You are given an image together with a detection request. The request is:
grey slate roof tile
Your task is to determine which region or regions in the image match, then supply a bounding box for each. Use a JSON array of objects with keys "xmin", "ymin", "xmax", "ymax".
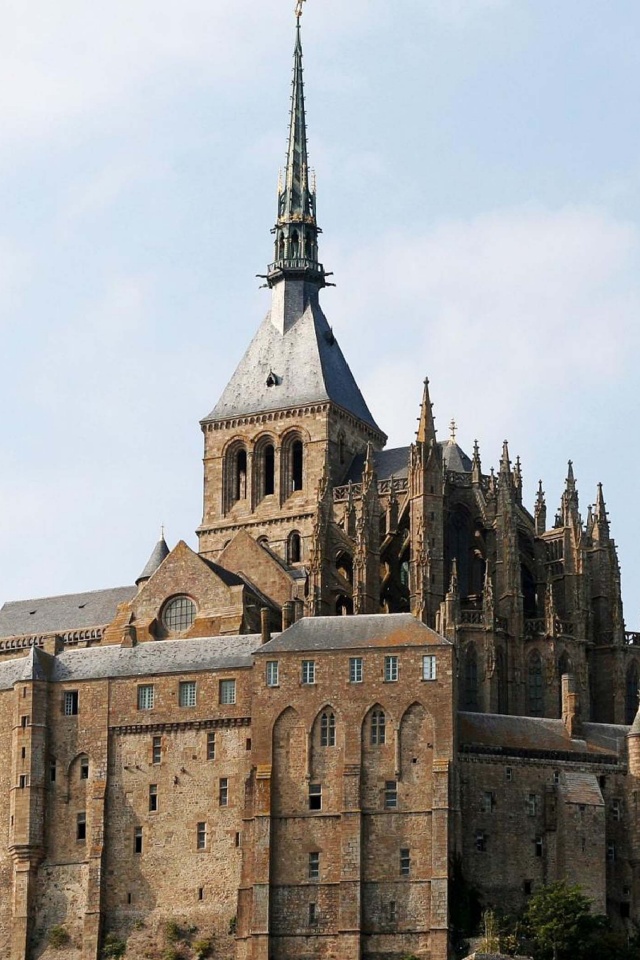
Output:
[
  {"xmin": 255, "ymin": 613, "xmax": 449, "ymax": 654},
  {"xmin": 136, "ymin": 537, "xmax": 170, "ymax": 584},
  {"xmin": 203, "ymin": 298, "xmax": 383, "ymax": 435},
  {"xmin": 345, "ymin": 446, "xmax": 410, "ymax": 483},
  {"xmin": 562, "ymin": 770, "xmax": 604, "ymax": 806},
  {"xmin": 0, "ymin": 586, "xmax": 137, "ymax": 639},
  {"xmin": 459, "ymin": 712, "xmax": 623, "ymax": 757},
  {"xmin": 0, "ymin": 635, "xmax": 263, "ymax": 689}
]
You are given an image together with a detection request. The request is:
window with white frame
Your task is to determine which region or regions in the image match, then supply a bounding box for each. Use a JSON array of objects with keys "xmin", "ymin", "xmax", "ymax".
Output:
[
  {"xmin": 349, "ymin": 657, "xmax": 363, "ymax": 683},
  {"xmin": 219, "ymin": 679, "xmax": 236, "ymax": 704},
  {"xmin": 64, "ymin": 691, "xmax": 79, "ymax": 716},
  {"xmin": 137, "ymin": 684, "xmax": 155, "ymax": 710},
  {"xmin": 266, "ymin": 661, "xmax": 279, "ymax": 687},
  {"xmin": 308, "ymin": 783, "xmax": 322, "ymax": 811},
  {"xmin": 384, "ymin": 780, "xmax": 398, "ymax": 809},
  {"xmin": 384, "ymin": 656, "xmax": 398, "ymax": 682},
  {"xmin": 526, "ymin": 793, "xmax": 539, "ymax": 817},
  {"xmin": 179, "ymin": 681, "xmax": 196, "ymax": 708},
  {"xmin": 422, "ymin": 655, "xmax": 437, "ymax": 681},
  {"xmin": 301, "ymin": 660, "xmax": 316, "ymax": 685},
  {"xmin": 308, "ymin": 851, "xmax": 320, "ymax": 880}
]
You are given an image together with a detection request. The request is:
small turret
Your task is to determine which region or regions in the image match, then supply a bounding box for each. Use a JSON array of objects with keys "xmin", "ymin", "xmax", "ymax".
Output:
[
  {"xmin": 535, "ymin": 480, "xmax": 547, "ymax": 536},
  {"xmin": 136, "ymin": 533, "xmax": 170, "ymax": 588},
  {"xmin": 471, "ymin": 440, "xmax": 482, "ymax": 486}
]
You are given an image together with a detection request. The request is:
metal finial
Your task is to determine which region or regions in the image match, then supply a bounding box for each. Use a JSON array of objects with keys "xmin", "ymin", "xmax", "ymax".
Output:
[
  {"xmin": 449, "ymin": 418, "xmax": 457, "ymax": 443},
  {"xmin": 295, "ymin": 0, "xmax": 306, "ymax": 20},
  {"xmin": 161, "ymin": 524, "xmax": 165, "ymax": 541}
]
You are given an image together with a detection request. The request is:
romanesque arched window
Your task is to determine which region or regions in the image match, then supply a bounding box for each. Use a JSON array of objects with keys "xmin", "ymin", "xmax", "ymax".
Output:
[
  {"xmin": 235, "ymin": 449, "xmax": 247, "ymax": 502},
  {"xmin": 464, "ymin": 644, "xmax": 479, "ymax": 711},
  {"xmin": 626, "ymin": 662, "xmax": 639, "ymax": 725},
  {"xmin": 320, "ymin": 711, "xmax": 336, "ymax": 747},
  {"xmin": 527, "ymin": 651, "xmax": 544, "ymax": 717},
  {"xmin": 290, "ymin": 230, "xmax": 299, "ymax": 259},
  {"xmin": 255, "ymin": 437, "xmax": 276, "ymax": 503},
  {"xmin": 287, "ymin": 531, "xmax": 302, "ymax": 564},
  {"xmin": 371, "ymin": 708, "xmax": 386, "ymax": 745},
  {"xmin": 292, "ymin": 440, "xmax": 303, "ymax": 491}
]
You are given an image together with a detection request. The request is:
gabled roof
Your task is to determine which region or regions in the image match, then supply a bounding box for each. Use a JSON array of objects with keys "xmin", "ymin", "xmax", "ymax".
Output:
[
  {"xmin": 0, "ymin": 635, "xmax": 263, "ymax": 689},
  {"xmin": 203, "ymin": 298, "xmax": 383, "ymax": 435},
  {"xmin": 459, "ymin": 712, "xmax": 622, "ymax": 759},
  {"xmin": 255, "ymin": 613, "xmax": 449, "ymax": 655},
  {"xmin": 0, "ymin": 586, "xmax": 136, "ymax": 639}
]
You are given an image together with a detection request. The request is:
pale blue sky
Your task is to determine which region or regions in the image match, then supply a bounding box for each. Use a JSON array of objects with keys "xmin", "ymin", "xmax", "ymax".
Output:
[{"xmin": 1, "ymin": 0, "xmax": 639, "ymax": 626}]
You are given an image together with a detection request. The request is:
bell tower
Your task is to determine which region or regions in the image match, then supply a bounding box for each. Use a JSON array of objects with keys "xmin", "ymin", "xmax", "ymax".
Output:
[{"xmin": 197, "ymin": 11, "xmax": 386, "ymax": 567}]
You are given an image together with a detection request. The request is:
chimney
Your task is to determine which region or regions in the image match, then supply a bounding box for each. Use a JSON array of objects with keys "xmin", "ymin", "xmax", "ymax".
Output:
[
  {"xmin": 260, "ymin": 608, "xmax": 271, "ymax": 646},
  {"xmin": 561, "ymin": 674, "xmax": 582, "ymax": 739},
  {"xmin": 282, "ymin": 601, "xmax": 294, "ymax": 631},
  {"xmin": 293, "ymin": 598, "xmax": 304, "ymax": 623}
]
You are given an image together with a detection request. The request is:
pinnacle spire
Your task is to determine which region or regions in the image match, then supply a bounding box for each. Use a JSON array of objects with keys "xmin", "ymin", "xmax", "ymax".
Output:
[
  {"xmin": 416, "ymin": 378, "xmax": 437, "ymax": 445},
  {"xmin": 471, "ymin": 439, "xmax": 482, "ymax": 485},
  {"xmin": 593, "ymin": 482, "xmax": 610, "ymax": 540},
  {"xmin": 268, "ymin": 17, "xmax": 325, "ymax": 288}
]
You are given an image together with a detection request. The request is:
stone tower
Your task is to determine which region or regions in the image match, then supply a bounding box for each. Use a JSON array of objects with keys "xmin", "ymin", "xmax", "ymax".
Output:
[{"xmin": 197, "ymin": 21, "xmax": 385, "ymax": 569}]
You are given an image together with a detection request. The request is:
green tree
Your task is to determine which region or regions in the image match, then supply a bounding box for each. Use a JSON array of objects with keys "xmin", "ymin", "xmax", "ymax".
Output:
[{"xmin": 523, "ymin": 881, "xmax": 593, "ymax": 960}]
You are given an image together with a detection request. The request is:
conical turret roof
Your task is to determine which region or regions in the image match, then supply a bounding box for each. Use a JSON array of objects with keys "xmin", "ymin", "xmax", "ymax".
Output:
[{"xmin": 136, "ymin": 536, "xmax": 170, "ymax": 585}]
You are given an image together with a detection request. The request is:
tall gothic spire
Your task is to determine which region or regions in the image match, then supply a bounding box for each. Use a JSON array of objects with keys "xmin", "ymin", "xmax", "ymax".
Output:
[{"xmin": 268, "ymin": 19, "xmax": 325, "ymax": 288}]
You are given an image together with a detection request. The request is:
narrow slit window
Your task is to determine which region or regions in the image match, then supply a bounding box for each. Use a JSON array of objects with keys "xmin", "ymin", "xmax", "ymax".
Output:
[{"xmin": 292, "ymin": 440, "xmax": 303, "ymax": 492}]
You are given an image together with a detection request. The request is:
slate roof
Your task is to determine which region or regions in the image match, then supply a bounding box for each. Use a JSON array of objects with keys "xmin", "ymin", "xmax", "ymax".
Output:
[
  {"xmin": 136, "ymin": 537, "xmax": 170, "ymax": 584},
  {"xmin": 203, "ymin": 298, "xmax": 384, "ymax": 435},
  {"xmin": 255, "ymin": 613, "xmax": 449, "ymax": 655},
  {"xmin": 562, "ymin": 770, "xmax": 604, "ymax": 806},
  {"xmin": 345, "ymin": 446, "xmax": 410, "ymax": 483},
  {"xmin": 459, "ymin": 712, "xmax": 623, "ymax": 758},
  {"xmin": 344, "ymin": 439, "xmax": 471, "ymax": 484},
  {"xmin": 0, "ymin": 635, "xmax": 263, "ymax": 689},
  {"xmin": 0, "ymin": 586, "xmax": 137, "ymax": 639},
  {"xmin": 442, "ymin": 438, "xmax": 472, "ymax": 473}
]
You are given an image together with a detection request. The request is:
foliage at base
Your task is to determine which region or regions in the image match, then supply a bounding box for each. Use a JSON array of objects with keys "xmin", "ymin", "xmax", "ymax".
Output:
[{"xmin": 48, "ymin": 925, "xmax": 71, "ymax": 949}]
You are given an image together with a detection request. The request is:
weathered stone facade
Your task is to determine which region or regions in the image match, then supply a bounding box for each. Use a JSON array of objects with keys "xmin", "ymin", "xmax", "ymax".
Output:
[{"xmin": 1, "ymin": 12, "xmax": 640, "ymax": 960}]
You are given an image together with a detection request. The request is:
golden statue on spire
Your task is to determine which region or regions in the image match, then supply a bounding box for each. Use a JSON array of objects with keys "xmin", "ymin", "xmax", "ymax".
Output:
[{"xmin": 295, "ymin": 0, "xmax": 306, "ymax": 20}]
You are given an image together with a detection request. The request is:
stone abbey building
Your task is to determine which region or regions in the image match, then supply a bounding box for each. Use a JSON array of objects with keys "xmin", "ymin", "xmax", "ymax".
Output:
[{"xmin": 1, "ymin": 14, "xmax": 640, "ymax": 960}]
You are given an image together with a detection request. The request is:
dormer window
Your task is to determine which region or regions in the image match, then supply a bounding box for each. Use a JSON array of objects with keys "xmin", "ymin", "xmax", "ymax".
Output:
[{"xmin": 162, "ymin": 596, "xmax": 196, "ymax": 633}]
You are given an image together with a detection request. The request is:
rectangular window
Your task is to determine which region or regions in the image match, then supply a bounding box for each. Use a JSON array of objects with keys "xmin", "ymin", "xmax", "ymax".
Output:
[
  {"xmin": 50, "ymin": 761, "xmax": 57, "ymax": 783},
  {"xmin": 534, "ymin": 836, "xmax": 543, "ymax": 858},
  {"xmin": 21, "ymin": 747, "xmax": 25, "ymax": 759},
  {"xmin": 422, "ymin": 655, "xmax": 437, "ymax": 681},
  {"xmin": 207, "ymin": 731, "xmax": 216, "ymax": 761},
  {"xmin": 607, "ymin": 842, "xmax": 616, "ymax": 863},
  {"xmin": 21, "ymin": 715, "xmax": 29, "ymax": 728},
  {"xmin": 19, "ymin": 774, "xmax": 28, "ymax": 789},
  {"xmin": 481, "ymin": 791, "xmax": 495, "ymax": 813},
  {"xmin": 384, "ymin": 780, "xmax": 398, "ymax": 809},
  {"xmin": 179, "ymin": 681, "xmax": 197, "ymax": 708},
  {"xmin": 309, "ymin": 783, "xmax": 322, "ymax": 811},
  {"xmin": 611, "ymin": 799, "xmax": 622, "ymax": 821},
  {"xmin": 524, "ymin": 880, "xmax": 533, "ymax": 896},
  {"xmin": 506, "ymin": 767, "xmax": 513, "ymax": 782},
  {"xmin": 526, "ymin": 794, "xmax": 539, "ymax": 817},
  {"xmin": 149, "ymin": 784, "xmax": 158, "ymax": 812},
  {"xmin": 388, "ymin": 901, "xmax": 397, "ymax": 923},
  {"xmin": 137, "ymin": 684, "xmax": 155, "ymax": 710},
  {"xmin": 400, "ymin": 848, "xmax": 411, "ymax": 877},
  {"xmin": 198, "ymin": 887, "xmax": 204, "ymax": 902},
  {"xmin": 309, "ymin": 851, "xmax": 320, "ymax": 881},
  {"xmin": 152, "ymin": 736, "xmax": 162, "ymax": 765},
  {"xmin": 134, "ymin": 827, "xmax": 143, "ymax": 854},
  {"xmin": 301, "ymin": 660, "xmax": 316, "ymax": 685},
  {"xmin": 371, "ymin": 709, "xmax": 386, "ymax": 745},
  {"xmin": 475, "ymin": 831, "xmax": 487, "ymax": 853},
  {"xmin": 80, "ymin": 757, "xmax": 89, "ymax": 780},
  {"xmin": 308, "ymin": 903, "xmax": 318, "ymax": 926},
  {"xmin": 384, "ymin": 656, "xmax": 399, "ymax": 682},
  {"xmin": 76, "ymin": 812, "xmax": 86, "ymax": 841},
  {"xmin": 553, "ymin": 771, "xmax": 560, "ymax": 785},
  {"xmin": 266, "ymin": 661, "xmax": 279, "ymax": 687},
  {"xmin": 64, "ymin": 691, "xmax": 79, "ymax": 716},
  {"xmin": 219, "ymin": 778, "xmax": 229, "ymax": 807},
  {"xmin": 197, "ymin": 822, "xmax": 207, "ymax": 850},
  {"xmin": 349, "ymin": 657, "xmax": 363, "ymax": 683},
  {"xmin": 219, "ymin": 679, "xmax": 236, "ymax": 705}
]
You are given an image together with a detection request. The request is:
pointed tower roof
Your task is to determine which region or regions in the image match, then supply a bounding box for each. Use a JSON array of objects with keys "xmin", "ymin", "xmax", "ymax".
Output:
[
  {"xmin": 203, "ymin": 16, "xmax": 385, "ymax": 440},
  {"xmin": 136, "ymin": 534, "xmax": 170, "ymax": 586}
]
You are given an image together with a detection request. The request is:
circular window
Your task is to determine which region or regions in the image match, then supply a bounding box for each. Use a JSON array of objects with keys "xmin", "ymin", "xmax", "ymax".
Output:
[{"xmin": 162, "ymin": 596, "xmax": 196, "ymax": 632}]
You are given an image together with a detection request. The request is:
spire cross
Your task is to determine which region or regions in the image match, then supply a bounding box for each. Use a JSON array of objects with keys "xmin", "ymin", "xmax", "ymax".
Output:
[
  {"xmin": 449, "ymin": 418, "xmax": 457, "ymax": 442},
  {"xmin": 295, "ymin": 0, "xmax": 306, "ymax": 20}
]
